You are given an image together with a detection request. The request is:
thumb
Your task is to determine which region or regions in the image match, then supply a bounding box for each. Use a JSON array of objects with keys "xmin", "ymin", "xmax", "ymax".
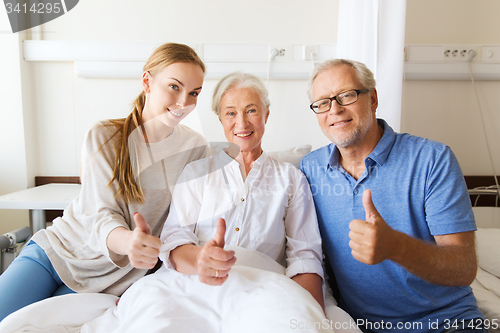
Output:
[
  {"xmin": 362, "ymin": 189, "xmax": 380, "ymax": 223},
  {"xmin": 134, "ymin": 212, "xmax": 151, "ymax": 235},
  {"xmin": 212, "ymin": 218, "xmax": 226, "ymax": 248}
]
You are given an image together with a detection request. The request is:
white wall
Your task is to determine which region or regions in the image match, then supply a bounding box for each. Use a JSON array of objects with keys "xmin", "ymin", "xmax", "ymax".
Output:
[
  {"xmin": 402, "ymin": 0, "xmax": 500, "ymax": 175},
  {"xmin": 405, "ymin": 0, "xmax": 500, "ymax": 44},
  {"xmin": 41, "ymin": 0, "xmax": 338, "ymax": 44},
  {"xmin": 2, "ymin": 0, "xmax": 500, "ymax": 234},
  {"xmin": 0, "ymin": 0, "xmax": 338, "ymax": 233},
  {"xmin": 0, "ymin": 11, "xmax": 30, "ymax": 234},
  {"xmin": 29, "ymin": 0, "xmax": 340, "ymax": 177}
]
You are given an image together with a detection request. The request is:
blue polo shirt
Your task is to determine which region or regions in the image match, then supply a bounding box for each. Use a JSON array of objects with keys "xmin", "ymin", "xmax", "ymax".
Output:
[{"xmin": 300, "ymin": 119, "xmax": 483, "ymax": 333}]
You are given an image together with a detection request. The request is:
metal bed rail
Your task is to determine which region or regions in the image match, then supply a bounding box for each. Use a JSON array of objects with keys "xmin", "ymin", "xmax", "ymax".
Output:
[{"xmin": 468, "ymin": 185, "xmax": 500, "ymax": 207}]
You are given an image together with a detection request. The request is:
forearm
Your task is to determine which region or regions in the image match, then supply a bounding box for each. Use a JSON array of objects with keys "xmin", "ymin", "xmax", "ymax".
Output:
[
  {"xmin": 106, "ymin": 227, "xmax": 132, "ymax": 255},
  {"xmin": 291, "ymin": 273, "xmax": 325, "ymax": 311},
  {"xmin": 391, "ymin": 231, "xmax": 477, "ymax": 286},
  {"xmin": 170, "ymin": 244, "xmax": 201, "ymax": 275}
]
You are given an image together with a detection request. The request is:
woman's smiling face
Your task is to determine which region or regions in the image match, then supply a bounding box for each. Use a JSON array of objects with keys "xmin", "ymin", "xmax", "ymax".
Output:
[
  {"xmin": 141, "ymin": 62, "xmax": 204, "ymax": 127},
  {"xmin": 219, "ymin": 86, "xmax": 269, "ymax": 154}
]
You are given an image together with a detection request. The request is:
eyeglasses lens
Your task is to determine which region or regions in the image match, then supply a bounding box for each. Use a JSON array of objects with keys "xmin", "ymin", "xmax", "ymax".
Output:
[
  {"xmin": 312, "ymin": 90, "xmax": 359, "ymax": 113},
  {"xmin": 313, "ymin": 99, "xmax": 331, "ymax": 113},
  {"xmin": 337, "ymin": 90, "xmax": 358, "ymax": 106}
]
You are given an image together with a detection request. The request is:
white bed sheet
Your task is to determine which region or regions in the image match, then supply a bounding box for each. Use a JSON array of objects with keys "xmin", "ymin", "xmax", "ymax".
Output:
[
  {"xmin": 472, "ymin": 268, "xmax": 500, "ymax": 333},
  {"xmin": 0, "ymin": 246, "xmax": 360, "ymax": 333},
  {"xmin": 471, "ymin": 208, "xmax": 500, "ymax": 333},
  {"xmin": 472, "ymin": 207, "xmax": 500, "ymax": 229}
]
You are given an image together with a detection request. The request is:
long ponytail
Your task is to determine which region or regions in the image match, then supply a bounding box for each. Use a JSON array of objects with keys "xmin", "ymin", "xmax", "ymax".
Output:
[
  {"xmin": 107, "ymin": 92, "xmax": 146, "ymax": 203},
  {"xmin": 106, "ymin": 42, "xmax": 205, "ymax": 204}
]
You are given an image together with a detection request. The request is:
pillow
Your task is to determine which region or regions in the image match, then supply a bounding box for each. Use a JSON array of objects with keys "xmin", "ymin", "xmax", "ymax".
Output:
[
  {"xmin": 472, "ymin": 207, "xmax": 500, "ymax": 228},
  {"xmin": 475, "ymin": 228, "xmax": 500, "ymax": 278},
  {"xmin": 267, "ymin": 145, "xmax": 312, "ymax": 168}
]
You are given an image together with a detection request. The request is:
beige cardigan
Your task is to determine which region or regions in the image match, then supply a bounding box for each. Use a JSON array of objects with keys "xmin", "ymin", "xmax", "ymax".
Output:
[{"xmin": 32, "ymin": 120, "xmax": 206, "ymax": 296}]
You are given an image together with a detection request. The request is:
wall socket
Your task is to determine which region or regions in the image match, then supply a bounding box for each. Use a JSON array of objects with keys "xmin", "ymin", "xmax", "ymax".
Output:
[
  {"xmin": 443, "ymin": 45, "xmax": 478, "ymax": 62},
  {"xmin": 269, "ymin": 45, "xmax": 290, "ymax": 62},
  {"xmin": 303, "ymin": 45, "xmax": 318, "ymax": 61},
  {"xmin": 482, "ymin": 46, "xmax": 500, "ymax": 62}
]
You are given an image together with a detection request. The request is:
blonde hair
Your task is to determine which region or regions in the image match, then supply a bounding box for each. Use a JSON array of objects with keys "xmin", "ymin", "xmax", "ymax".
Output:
[{"xmin": 107, "ymin": 43, "xmax": 205, "ymax": 204}]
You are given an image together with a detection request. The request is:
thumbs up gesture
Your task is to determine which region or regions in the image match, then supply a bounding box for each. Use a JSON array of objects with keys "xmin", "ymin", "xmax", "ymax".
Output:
[
  {"xmin": 127, "ymin": 212, "xmax": 161, "ymax": 269},
  {"xmin": 196, "ymin": 218, "xmax": 236, "ymax": 286},
  {"xmin": 348, "ymin": 189, "xmax": 398, "ymax": 265}
]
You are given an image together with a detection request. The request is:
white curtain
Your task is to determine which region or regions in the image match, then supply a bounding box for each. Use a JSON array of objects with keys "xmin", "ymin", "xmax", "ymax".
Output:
[{"xmin": 336, "ymin": 0, "xmax": 406, "ymax": 132}]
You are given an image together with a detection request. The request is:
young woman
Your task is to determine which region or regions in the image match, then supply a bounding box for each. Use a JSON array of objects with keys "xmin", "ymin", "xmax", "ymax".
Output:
[{"xmin": 0, "ymin": 42, "xmax": 207, "ymax": 322}]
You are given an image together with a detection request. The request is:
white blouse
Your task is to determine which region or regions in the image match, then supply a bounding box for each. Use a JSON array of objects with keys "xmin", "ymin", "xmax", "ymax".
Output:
[{"xmin": 159, "ymin": 149, "xmax": 323, "ymax": 279}]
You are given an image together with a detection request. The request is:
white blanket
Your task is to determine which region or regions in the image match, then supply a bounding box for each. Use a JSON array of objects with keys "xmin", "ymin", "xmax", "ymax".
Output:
[
  {"xmin": 471, "ymin": 227, "xmax": 500, "ymax": 333},
  {"xmin": 471, "ymin": 268, "xmax": 500, "ymax": 333},
  {"xmin": 0, "ymin": 246, "xmax": 360, "ymax": 333}
]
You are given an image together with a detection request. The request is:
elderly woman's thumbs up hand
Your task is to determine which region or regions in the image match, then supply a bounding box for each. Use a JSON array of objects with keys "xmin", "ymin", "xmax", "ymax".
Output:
[{"xmin": 196, "ymin": 218, "xmax": 237, "ymax": 286}]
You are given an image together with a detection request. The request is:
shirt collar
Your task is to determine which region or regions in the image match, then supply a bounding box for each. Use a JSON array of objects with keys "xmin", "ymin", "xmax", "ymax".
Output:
[
  {"xmin": 219, "ymin": 148, "xmax": 268, "ymax": 169},
  {"xmin": 368, "ymin": 119, "xmax": 396, "ymax": 166},
  {"xmin": 219, "ymin": 148, "xmax": 236, "ymax": 166},
  {"xmin": 328, "ymin": 118, "xmax": 396, "ymax": 168},
  {"xmin": 252, "ymin": 151, "xmax": 268, "ymax": 168}
]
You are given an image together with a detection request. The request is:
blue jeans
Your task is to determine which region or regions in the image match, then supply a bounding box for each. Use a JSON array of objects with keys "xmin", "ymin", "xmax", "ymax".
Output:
[{"xmin": 0, "ymin": 241, "xmax": 75, "ymax": 322}]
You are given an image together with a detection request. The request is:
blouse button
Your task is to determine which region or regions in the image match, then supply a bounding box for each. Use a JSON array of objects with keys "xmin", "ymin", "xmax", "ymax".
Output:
[
  {"xmin": 235, "ymin": 227, "xmax": 240, "ymax": 232},
  {"xmin": 240, "ymin": 198, "xmax": 245, "ymax": 202}
]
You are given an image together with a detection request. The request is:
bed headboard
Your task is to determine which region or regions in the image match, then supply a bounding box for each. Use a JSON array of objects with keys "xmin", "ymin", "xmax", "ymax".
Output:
[{"xmin": 464, "ymin": 175, "xmax": 499, "ymax": 207}]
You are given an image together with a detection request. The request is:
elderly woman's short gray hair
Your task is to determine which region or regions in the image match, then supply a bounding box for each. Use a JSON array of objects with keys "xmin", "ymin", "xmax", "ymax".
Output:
[
  {"xmin": 212, "ymin": 72, "xmax": 271, "ymax": 116},
  {"xmin": 307, "ymin": 59, "xmax": 376, "ymax": 101}
]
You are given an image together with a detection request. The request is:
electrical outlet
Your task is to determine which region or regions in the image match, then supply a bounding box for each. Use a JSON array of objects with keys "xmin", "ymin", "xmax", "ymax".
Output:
[
  {"xmin": 269, "ymin": 45, "xmax": 290, "ymax": 62},
  {"xmin": 482, "ymin": 46, "xmax": 500, "ymax": 62},
  {"xmin": 442, "ymin": 45, "xmax": 478, "ymax": 62},
  {"xmin": 303, "ymin": 45, "xmax": 318, "ymax": 61}
]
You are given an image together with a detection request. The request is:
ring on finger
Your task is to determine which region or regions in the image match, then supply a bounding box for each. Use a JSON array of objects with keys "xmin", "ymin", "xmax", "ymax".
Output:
[{"xmin": 215, "ymin": 269, "xmax": 219, "ymax": 278}]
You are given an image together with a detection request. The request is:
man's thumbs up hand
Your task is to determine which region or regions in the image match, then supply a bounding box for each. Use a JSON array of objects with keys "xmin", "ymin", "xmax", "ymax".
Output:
[
  {"xmin": 348, "ymin": 190, "xmax": 398, "ymax": 265},
  {"xmin": 363, "ymin": 189, "xmax": 382, "ymax": 224}
]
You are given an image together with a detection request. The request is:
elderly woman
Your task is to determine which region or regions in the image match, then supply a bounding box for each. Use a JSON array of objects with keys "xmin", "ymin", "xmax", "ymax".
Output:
[{"xmin": 162, "ymin": 71, "xmax": 325, "ymax": 303}]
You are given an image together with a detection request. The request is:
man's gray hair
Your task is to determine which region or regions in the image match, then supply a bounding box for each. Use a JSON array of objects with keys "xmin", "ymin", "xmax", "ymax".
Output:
[
  {"xmin": 307, "ymin": 59, "xmax": 376, "ymax": 101},
  {"xmin": 212, "ymin": 71, "xmax": 271, "ymax": 116}
]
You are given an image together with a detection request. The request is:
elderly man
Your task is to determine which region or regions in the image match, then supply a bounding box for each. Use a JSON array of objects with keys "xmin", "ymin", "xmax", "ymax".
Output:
[{"xmin": 299, "ymin": 59, "xmax": 486, "ymax": 333}]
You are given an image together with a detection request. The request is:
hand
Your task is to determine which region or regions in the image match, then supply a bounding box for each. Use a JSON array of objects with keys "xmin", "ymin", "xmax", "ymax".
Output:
[
  {"xmin": 127, "ymin": 212, "xmax": 161, "ymax": 269},
  {"xmin": 348, "ymin": 189, "xmax": 399, "ymax": 265},
  {"xmin": 196, "ymin": 218, "xmax": 236, "ymax": 286}
]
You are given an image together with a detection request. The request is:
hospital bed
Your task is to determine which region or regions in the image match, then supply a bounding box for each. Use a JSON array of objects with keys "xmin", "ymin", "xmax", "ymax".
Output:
[
  {"xmin": 0, "ymin": 145, "xmax": 362, "ymax": 332},
  {"xmin": 1, "ymin": 166, "xmax": 498, "ymax": 332},
  {"xmin": 0, "ymin": 226, "xmax": 31, "ymax": 274},
  {"xmin": 468, "ymin": 183, "xmax": 500, "ymax": 333}
]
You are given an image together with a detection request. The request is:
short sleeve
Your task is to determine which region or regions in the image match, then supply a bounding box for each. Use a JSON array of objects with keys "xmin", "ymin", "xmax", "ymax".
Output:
[{"xmin": 425, "ymin": 146, "xmax": 476, "ymax": 235}]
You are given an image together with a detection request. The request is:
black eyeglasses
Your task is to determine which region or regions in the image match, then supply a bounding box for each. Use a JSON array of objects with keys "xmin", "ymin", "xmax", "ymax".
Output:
[{"xmin": 309, "ymin": 89, "xmax": 370, "ymax": 114}]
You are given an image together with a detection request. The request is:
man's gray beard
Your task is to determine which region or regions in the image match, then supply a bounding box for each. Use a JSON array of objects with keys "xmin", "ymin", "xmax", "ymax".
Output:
[{"xmin": 331, "ymin": 114, "xmax": 374, "ymax": 149}]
